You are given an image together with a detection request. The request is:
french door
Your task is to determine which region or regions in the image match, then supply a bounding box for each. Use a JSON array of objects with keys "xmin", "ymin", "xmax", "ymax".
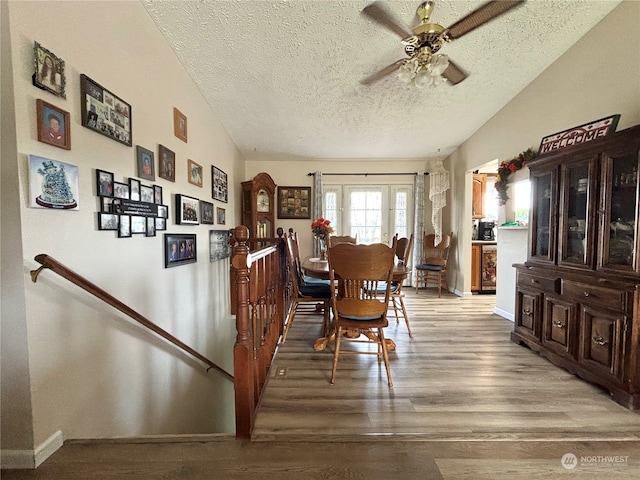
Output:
[{"xmin": 324, "ymin": 185, "xmax": 412, "ymax": 244}]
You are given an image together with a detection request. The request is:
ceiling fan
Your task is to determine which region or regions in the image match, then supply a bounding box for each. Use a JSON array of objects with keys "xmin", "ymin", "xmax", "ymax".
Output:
[{"xmin": 361, "ymin": 0, "xmax": 525, "ymax": 88}]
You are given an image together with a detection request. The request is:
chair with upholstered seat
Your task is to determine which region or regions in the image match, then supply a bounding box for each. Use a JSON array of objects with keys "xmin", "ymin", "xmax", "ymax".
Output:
[
  {"xmin": 327, "ymin": 242, "xmax": 395, "ymax": 387},
  {"xmin": 415, "ymin": 232, "xmax": 452, "ymax": 297},
  {"xmin": 327, "ymin": 235, "xmax": 357, "ymax": 247},
  {"xmin": 282, "ymin": 235, "xmax": 331, "ymax": 343},
  {"xmin": 389, "ymin": 233, "xmax": 414, "ymax": 336}
]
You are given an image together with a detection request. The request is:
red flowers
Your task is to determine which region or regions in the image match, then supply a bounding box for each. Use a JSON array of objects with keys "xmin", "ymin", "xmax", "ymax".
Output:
[{"xmin": 311, "ymin": 217, "xmax": 334, "ymax": 240}]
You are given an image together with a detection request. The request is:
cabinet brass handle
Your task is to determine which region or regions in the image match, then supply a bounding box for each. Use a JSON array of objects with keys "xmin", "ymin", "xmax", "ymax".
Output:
[
  {"xmin": 584, "ymin": 291, "xmax": 590, "ymax": 297},
  {"xmin": 523, "ymin": 309, "xmax": 531, "ymax": 315},
  {"xmin": 552, "ymin": 320, "xmax": 565, "ymax": 328},
  {"xmin": 592, "ymin": 336, "xmax": 607, "ymax": 346}
]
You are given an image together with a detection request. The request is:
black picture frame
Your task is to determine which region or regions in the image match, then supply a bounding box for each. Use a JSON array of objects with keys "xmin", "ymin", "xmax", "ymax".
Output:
[
  {"xmin": 96, "ymin": 169, "xmax": 114, "ymax": 197},
  {"xmin": 98, "ymin": 213, "xmax": 119, "ymax": 231},
  {"xmin": 140, "ymin": 185, "xmax": 154, "ymax": 203},
  {"xmin": 159, "ymin": 144, "xmax": 175, "ymax": 182},
  {"xmin": 129, "ymin": 178, "xmax": 141, "ymax": 201},
  {"xmin": 131, "ymin": 215, "xmax": 146, "ymax": 234},
  {"xmin": 118, "ymin": 215, "xmax": 131, "ymax": 238},
  {"xmin": 217, "ymin": 207, "xmax": 226, "ymax": 225},
  {"xmin": 157, "ymin": 205, "xmax": 168, "ymax": 219},
  {"xmin": 277, "ymin": 186, "xmax": 311, "ymax": 219},
  {"xmin": 113, "ymin": 181, "xmax": 129, "ymax": 199},
  {"xmin": 136, "ymin": 145, "xmax": 155, "ymax": 181},
  {"xmin": 201, "ymin": 201, "xmax": 214, "ymax": 224},
  {"xmin": 175, "ymin": 194, "xmax": 199, "ymax": 225},
  {"xmin": 80, "ymin": 74, "xmax": 132, "ymax": 146},
  {"xmin": 155, "ymin": 217, "xmax": 167, "ymax": 231},
  {"xmin": 33, "ymin": 41, "xmax": 66, "ymax": 98},
  {"xmin": 164, "ymin": 233, "xmax": 197, "ymax": 268},
  {"xmin": 212, "ymin": 166, "xmax": 228, "ymax": 203},
  {"xmin": 146, "ymin": 217, "xmax": 156, "ymax": 237},
  {"xmin": 154, "ymin": 185, "xmax": 163, "ymax": 204}
]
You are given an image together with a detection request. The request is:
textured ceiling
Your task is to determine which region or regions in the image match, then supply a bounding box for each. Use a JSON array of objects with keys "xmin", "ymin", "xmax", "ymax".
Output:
[{"xmin": 142, "ymin": 0, "xmax": 620, "ymax": 162}]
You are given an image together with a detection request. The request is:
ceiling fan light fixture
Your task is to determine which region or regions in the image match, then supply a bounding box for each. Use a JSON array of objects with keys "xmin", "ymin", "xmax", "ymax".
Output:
[{"xmin": 413, "ymin": 68, "xmax": 434, "ymax": 88}]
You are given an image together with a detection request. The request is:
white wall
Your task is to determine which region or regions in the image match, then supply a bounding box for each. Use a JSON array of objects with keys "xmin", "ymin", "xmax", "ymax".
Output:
[
  {"xmin": 446, "ymin": 0, "xmax": 640, "ymax": 296},
  {"xmin": 2, "ymin": 0, "xmax": 243, "ymax": 462}
]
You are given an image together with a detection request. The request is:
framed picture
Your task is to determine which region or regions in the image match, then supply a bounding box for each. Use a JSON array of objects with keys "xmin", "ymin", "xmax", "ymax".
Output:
[
  {"xmin": 36, "ymin": 99, "xmax": 70, "ymax": 149},
  {"xmin": 277, "ymin": 186, "xmax": 311, "ymax": 219},
  {"xmin": 217, "ymin": 206, "xmax": 226, "ymax": 225},
  {"xmin": 157, "ymin": 204, "xmax": 168, "ymax": 219},
  {"xmin": 113, "ymin": 181, "xmax": 129, "ymax": 199},
  {"xmin": 175, "ymin": 194, "xmax": 199, "ymax": 225},
  {"xmin": 174, "ymin": 107, "xmax": 187, "ymax": 143},
  {"xmin": 131, "ymin": 215, "xmax": 146, "ymax": 234},
  {"xmin": 188, "ymin": 159, "xmax": 203, "ymax": 187},
  {"xmin": 201, "ymin": 201, "xmax": 214, "ymax": 224},
  {"xmin": 158, "ymin": 145, "xmax": 175, "ymax": 182},
  {"xmin": 136, "ymin": 145, "xmax": 155, "ymax": 181},
  {"xmin": 146, "ymin": 217, "xmax": 156, "ymax": 237},
  {"xmin": 80, "ymin": 74, "xmax": 132, "ymax": 146},
  {"xmin": 209, "ymin": 230, "xmax": 231, "ymax": 262},
  {"xmin": 28, "ymin": 155, "xmax": 79, "ymax": 210},
  {"xmin": 155, "ymin": 217, "xmax": 167, "ymax": 231},
  {"xmin": 129, "ymin": 178, "xmax": 141, "ymax": 201},
  {"xmin": 140, "ymin": 185, "xmax": 154, "ymax": 203},
  {"xmin": 96, "ymin": 169, "xmax": 114, "ymax": 197},
  {"xmin": 98, "ymin": 213, "xmax": 119, "ymax": 231},
  {"xmin": 33, "ymin": 42, "xmax": 65, "ymax": 98},
  {"xmin": 154, "ymin": 185, "xmax": 163, "ymax": 204},
  {"xmin": 164, "ymin": 233, "xmax": 197, "ymax": 268},
  {"xmin": 119, "ymin": 215, "xmax": 131, "ymax": 238},
  {"xmin": 212, "ymin": 166, "xmax": 228, "ymax": 203}
]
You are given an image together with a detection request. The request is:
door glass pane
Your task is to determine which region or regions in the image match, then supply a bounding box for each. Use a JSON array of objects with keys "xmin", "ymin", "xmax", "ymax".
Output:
[
  {"xmin": 565, "ymin": 164, "xmax": 589, "ymax": 263},
  {"xmin": 534, "ymin": 173, "xmax": 552, "ymax": 258},
  {"xmin": 394, "ymin": 191, "xmax": 408, "ymax": 239},
  {"xmin": 324, "ymin": 191, "xmax": 338, "ymax": 230},
  {"xmin": 608, "ymin": 154, "xmax": 638, "ymax": 266},
  {"xmin": 350, "ymin": 190, "xmax": 382, "ymax": 243}
]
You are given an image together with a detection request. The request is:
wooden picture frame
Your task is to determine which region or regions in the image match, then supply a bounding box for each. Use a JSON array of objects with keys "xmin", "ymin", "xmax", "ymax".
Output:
[
  {"xmin": 80, "ymin": 74, "xmax": 132, "ymax": 146},
  {"xmin": 174, "ymin": 107, "xmax": 187, "ymax": 143},
  {"xmin": 277, "ymin": 186, "xmax": 311, "ymax": 219},
  {"xmin": 175, "ymin": 194, "xmax": 199, "ymax": 225},
  {"xmin": 158, "ymin": 145, "xmax": 175, "ymax": 182},
  {"xmin": 212, "ymin": 166, "xmax": 228, "ymax": 203},
  {"xmin": 188, "ymin": 159, "xmax": 203, "ymax": 187},
  {"xmin": 136, "ymin": 145, "xmax": 155, "ymax": 181},
  {"xmin": 96, "ymin": 169, "xmax": 114, "ymax": 197},
  {"xmin": 33, "ymin": 42, "xmax": 66, "ymax": 98},
  {"xmin": 36, "ymin": 99, "xmax": 70, "ymax": 149},
  {"xmin": 201, "ymin": 201, "xmax": 214, "ymax": 224},
  {"xmin": 164, "ymin": 233, "xmax": 197, "ymax": 268},
  {"xmin": 217, "ymin": 206, "xmax": 226, "ymax": 225}
]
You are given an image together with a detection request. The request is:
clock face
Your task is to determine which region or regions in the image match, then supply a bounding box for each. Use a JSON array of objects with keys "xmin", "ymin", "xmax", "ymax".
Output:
[{"xmin": 257, "ymin": 189, "xmax": 270, "ymax": 212}]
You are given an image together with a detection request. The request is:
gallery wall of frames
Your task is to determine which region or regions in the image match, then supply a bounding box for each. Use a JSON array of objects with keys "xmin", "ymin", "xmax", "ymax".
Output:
[{"xmin": 29, "ymin": 41, "xmax": 231, "ymax": 267}]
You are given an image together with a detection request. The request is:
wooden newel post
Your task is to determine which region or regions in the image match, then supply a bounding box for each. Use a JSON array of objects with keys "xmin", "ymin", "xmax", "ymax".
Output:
[{"xmin": 231, "ymin": 225, "xmax": 254, "ymax": 438}]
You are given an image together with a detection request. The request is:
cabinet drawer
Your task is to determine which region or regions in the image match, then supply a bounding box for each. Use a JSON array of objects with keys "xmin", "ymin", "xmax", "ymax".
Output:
[
  {"xmin": 562, "ymin": 281, "xmax": 625, "ymax": 311},
  {"xmin": 518, "ymin": 272, "xmax": 560, "ymax": 293}
]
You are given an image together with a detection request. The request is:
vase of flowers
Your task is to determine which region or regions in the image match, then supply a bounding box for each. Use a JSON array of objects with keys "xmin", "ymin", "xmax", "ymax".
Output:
[
  {"xmin": 495, "ymin": 148, "xmax": 538, "ymax": 206},
  {"xmin": 311, "ymin": 217, "xmax": 334, "ymax": 260}
]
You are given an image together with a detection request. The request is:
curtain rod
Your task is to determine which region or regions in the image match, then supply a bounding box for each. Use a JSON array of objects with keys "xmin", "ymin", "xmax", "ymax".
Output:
[{"xmin": 307, "ymin": 172, "xmax": 429, "ymax": 176}]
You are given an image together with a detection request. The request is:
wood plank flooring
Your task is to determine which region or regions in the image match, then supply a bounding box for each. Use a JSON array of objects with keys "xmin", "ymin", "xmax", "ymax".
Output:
[{"xmin": 3, "ymin": 290, "xmax": 640, "ymax": 479}]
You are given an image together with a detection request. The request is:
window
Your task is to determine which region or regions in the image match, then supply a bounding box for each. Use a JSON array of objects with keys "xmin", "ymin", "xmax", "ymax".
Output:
[{"xmin": 513, "ymin": 180, "xmax": 531, "ymax": 225}]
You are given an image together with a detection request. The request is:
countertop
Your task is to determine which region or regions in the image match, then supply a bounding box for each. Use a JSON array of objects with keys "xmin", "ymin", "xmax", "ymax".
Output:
[{"xmin": 472, "ymin": 240, "xmax": 497, "ymax": 244}]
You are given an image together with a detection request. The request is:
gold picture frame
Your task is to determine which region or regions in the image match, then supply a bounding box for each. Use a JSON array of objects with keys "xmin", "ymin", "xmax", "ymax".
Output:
[{"xmin": 174, "ymin": 107, "xmax": 187, "ymax": 143}]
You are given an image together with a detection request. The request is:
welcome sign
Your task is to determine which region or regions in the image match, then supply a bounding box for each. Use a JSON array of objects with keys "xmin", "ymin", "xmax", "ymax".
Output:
[{"xmin": 538, "ymin": 115, "xmax": 620, "ymax": 155}]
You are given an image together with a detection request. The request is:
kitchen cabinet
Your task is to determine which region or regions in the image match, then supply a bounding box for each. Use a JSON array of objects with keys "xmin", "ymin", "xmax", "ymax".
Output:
[
  {"xmin": 471, "ymin": 243, "xmax": 481, "ymax": 292},
  {"xmin": 512, "ymin": 124, "xmax": 640, "ymax": 409},
  {"xmin": 472, "ymin": 174, "xmax": 486, "ymax": 219}
]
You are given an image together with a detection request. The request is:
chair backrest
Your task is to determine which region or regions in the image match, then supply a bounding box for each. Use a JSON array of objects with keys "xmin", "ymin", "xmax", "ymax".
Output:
[
  {"xmin": 327, "ymin": 235, "xmax": 357, "ymax": 247},
  {"xmin": 395, "ymin": 233, "xmax": 414, "ymax": 266},
  {"xmin": 422, "ymin": 232, "xmax": 452, "ymax": 268},
  {"xmin": 327, "ymin": 243, "xmax": 395, "ymax": 318},
  {"xmin": 285, "ymin": 235, "xmax": 306, "ymax": 293}
]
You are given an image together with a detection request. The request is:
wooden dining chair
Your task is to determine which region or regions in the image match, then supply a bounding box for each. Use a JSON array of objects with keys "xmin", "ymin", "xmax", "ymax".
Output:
[
  {"xmin": 327, "ymin": 242, "xmax": 396, "ymax": 388},
  {"xmin": 327, "ymin": 235, "xmax": 357, "ymax": 247},
  {"xmin": 282, "ymin": 235, "xmax": 331, "ymax": 343},
  {"xmin": 415, "ymin": 232, "xmax": 452, "ymax": 297},
  {"xmin": 389, "ymin": 233, "xmax": 414, "ymax": 336}
]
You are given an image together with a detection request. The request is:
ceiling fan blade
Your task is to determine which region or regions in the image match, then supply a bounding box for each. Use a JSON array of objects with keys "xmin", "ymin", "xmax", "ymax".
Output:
[
  {"xmin": 446, "ymin": 0, "xmax": 525, "ymax": 40},
  {"xmin": 360, "ymin": 59, "xmax": 406, "ymax": 85},
  {"xmin": 362, "ymin": 2, "xmax": 412, "ymax": 40},
  {"xmin": 442, "ymin": 60, "xmax": 468, "ymax": 85}
]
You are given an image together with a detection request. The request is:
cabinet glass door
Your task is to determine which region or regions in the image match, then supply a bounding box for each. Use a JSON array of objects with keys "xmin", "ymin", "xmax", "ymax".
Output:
[
  {"xmin": 558, "ymin": 158, "xmax": 596, "ymax": 268},
  {"xmin": 599, "ymin": 151, "xmax": 639, "ymax": 272},
  {"xmin": 529, "ymin": 169, "xmax": 556, "ymax": 263}
]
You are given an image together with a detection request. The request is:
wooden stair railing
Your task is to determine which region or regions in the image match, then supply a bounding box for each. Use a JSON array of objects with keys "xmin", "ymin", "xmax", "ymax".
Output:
[
  {"xmin": 30, "ymin": 254, "xmax": 233, "ymax": 382},
  {"xmin": 231, "ymin": 225, "xmax": 289, "ymax": 438}
]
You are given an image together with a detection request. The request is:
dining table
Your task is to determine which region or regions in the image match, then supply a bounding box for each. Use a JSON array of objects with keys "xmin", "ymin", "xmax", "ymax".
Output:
[{"xmin": 302, "ymin": 257, "xmax": 409, "ymax": 351}]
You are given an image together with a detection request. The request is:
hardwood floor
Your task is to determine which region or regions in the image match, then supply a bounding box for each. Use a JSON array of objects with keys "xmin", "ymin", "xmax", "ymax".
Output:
[{"xmin": 3, "ymin": 290, "xmax": 639, "ymax": 479}]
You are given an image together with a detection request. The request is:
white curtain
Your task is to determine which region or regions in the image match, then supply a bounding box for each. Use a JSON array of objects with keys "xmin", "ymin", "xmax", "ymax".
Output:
[
  {"xmin": 312, "ymin": 171, "xmax": 323, "ymax": 257},
  {"xmin": 412, "ymin": 171, "xmax": 426, "ymax": 285},
  {"xmin": 428, "ymin": 161, "xmax": 450, "ymax": 246}
]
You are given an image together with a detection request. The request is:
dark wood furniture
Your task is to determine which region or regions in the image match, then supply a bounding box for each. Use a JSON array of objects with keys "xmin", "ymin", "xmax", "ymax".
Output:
[
  {"xmin": 512, "ymin": 124, "xmax": 640, "ymax": 409},
  {"xmin": 241, "ymin": 172, "xmax": 276, "ymax": 239}
]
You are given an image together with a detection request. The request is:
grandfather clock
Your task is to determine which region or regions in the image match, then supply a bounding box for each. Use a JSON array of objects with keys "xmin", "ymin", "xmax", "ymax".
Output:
[{"xmin": 241, "ymin": 172, "xmax": 276, "ymax": 238}]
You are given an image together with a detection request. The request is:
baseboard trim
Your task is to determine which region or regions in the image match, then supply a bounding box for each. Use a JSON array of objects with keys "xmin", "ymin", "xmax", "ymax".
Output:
[
  {"xmin": 1, "ymin": 430, "xmax": 63, "ymax": 470},
  {"xmin": 494, "ymin": 307, "xmax": 514, "ymax": 321}
]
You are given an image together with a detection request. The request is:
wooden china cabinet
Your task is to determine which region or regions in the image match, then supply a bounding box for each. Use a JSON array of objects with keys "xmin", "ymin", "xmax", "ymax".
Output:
[
  {"xmin": 241, "ymin": 172, "xmax": 276, "ymax": 239},
  {"xmin": 512, "ymin": 124, "xmax": 640, "ymax": 409}
]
